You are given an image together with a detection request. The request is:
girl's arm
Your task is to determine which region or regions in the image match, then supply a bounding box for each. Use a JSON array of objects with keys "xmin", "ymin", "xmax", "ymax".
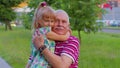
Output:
[
  {"xmin": 26, "ymin": 29, "xmax": 41, "ymax": 68},
  {"xmin": 26, "ymin": 63, "xmax": 30, "ymax": 68},
  {"xmin": 46, "ymin": 31, "xmax": 70, "ymax": 41}
]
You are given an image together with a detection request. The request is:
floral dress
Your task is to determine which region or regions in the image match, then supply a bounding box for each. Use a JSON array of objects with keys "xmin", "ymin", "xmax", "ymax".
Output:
[{"xmin": 28, "ymin": 27, "xmax": 55, "ymax": 68}]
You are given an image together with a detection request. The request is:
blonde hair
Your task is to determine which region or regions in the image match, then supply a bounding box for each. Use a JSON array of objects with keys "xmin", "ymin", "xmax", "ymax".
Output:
[{"xmin": 32, "ymin": 2, "xmax": 56, "ymax": 29}]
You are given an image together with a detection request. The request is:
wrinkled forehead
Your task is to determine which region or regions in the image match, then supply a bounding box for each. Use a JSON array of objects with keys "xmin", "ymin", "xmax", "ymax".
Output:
[
  {"xmin": 56, "ymin": 12, "xmax": 69, "ymax": 23},
  {"xmin": 56, "ymin": 11, "xmax": 68, "ymax": 17}
]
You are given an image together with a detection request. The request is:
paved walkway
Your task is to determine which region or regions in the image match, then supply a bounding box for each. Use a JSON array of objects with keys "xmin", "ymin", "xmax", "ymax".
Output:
[
  {"xmin": 0, "ymin": 57, "xmax": 12, "ymax": 68},
  {"xmin": 102, "ymin": 28, "xmax": 120, "ymax": 34}
]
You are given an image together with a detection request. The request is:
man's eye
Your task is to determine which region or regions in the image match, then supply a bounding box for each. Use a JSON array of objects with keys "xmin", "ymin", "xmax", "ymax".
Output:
[
  {"xmin": 45, "ymin": 20, "xmax": 49, "ymax": 22},
  {"xmin": 62, "ymin": 20, "xmax": 66, "ymax": 23},
  {"xmin": 51, "ymin": 20, "xmax": 54, "ymax": 22}
]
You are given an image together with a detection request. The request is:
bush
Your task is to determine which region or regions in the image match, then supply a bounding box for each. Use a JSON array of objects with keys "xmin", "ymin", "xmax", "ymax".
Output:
[{"xmin": 21, "ymin": 13, "xmax": 33, "ymax": 30}]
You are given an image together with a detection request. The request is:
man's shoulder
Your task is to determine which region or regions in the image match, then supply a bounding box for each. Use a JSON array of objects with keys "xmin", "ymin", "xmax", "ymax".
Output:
[
  {"xmin": 68, "ymin": 36, "xmax": 80, "ymax": 45},
  {"xmin": 68, "ymin": 36, "xmax": 79, "ymax": 41},
  {"xmin": 55, "ymin": 36, "xmax": 79, "ymax": 45}
]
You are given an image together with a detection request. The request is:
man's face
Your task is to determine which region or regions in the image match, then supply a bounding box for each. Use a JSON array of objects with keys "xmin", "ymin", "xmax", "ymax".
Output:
[{"xmin": 53, "ymin": 12, "xmax": 69, "ymax": 35}]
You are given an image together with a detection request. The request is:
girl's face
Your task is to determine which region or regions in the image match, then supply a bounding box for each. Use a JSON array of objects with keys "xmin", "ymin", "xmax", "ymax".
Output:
[{"xmin": 38, "ymin": 18, "xmax": 55, "ymax": 27}]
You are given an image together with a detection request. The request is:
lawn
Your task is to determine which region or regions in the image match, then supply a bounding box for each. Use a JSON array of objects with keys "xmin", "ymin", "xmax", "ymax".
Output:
[{"xmin": 0, "ymin": 26, "xmax": 120, "ymax": 68}]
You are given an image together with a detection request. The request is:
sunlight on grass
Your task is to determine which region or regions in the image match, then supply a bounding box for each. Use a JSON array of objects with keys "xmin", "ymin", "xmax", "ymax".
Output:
[
  {"xmin": 75, "ymin": 31, "xmax": 120, "ymax": 68},
  {"xmin": 0, "ymin": 27, "xmax": 120, "ymax": 68},
  {"xmin": 0, "ymin": 27, "xmax": 31, "ymax": 68}
]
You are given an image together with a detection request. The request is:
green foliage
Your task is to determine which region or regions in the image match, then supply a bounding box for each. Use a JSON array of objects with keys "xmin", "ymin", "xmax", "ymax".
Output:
[
  {"xmin": 0, "ymin": 0, "xmax": 24, "ymax": 7},
  {"xmin": 55, "ymin": 0, "xmax": 106, "ymax": 33},
  {"xmin": 0, "ymin": 7, "xmax": 16, "ymax": 21},
  {"xmin": 28, "ymin": 0, "xmax": 55, "ymax": 9},
  {"xmin": 21, "ymin": 12, "xmax": 33, "ymax": 30},
  {"xmin": 0, "ymin": 0, "xmax": 24, "ymax": 22},
  {"xmin": 0, "ymin": 0, "xmax": 24, "ymax": 30}
]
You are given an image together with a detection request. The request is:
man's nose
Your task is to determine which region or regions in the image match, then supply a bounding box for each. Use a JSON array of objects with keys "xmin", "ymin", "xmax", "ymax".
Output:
[
  {"xmin": 48, "ymin": 21, "xmax": 51, "ymax": 26},
  {"xmin": 58, "ymin": 21, "xmax": 62, "ymax": 26}
]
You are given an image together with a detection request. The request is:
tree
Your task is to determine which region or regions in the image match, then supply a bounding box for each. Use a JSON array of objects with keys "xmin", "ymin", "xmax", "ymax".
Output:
[
  {"xmin": 21, "ymin": 12, "xmax": 33, "ymax": 30},
  {"xmin": 28, "ymin": 0, "xmax": 55, "ymax": 8},
  {"xmin": 0, "ymin": 0, "xmax": 24, "ymax": 30},
  {"xmin": 52, "ymin": 0, "xmax": 107, "ymax": 41},
  {"xmin": 27, "ymin": 0, "xmax": 107, "ymax": 41}
]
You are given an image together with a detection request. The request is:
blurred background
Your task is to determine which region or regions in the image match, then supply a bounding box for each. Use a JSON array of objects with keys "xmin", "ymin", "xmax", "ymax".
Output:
[{"xmin": 0, "ymin": 0, "xmax": 120, "ymax": 68}]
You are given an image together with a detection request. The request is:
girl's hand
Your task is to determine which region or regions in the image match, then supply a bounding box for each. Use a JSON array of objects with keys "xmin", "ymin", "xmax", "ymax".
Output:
[
  {"xmin": 25, "ymin": 63, "xmax": 30, "ymax": 68},
  {"xmin": 33, "ymin": 35, "xmax": 44, "ymax": 50}
]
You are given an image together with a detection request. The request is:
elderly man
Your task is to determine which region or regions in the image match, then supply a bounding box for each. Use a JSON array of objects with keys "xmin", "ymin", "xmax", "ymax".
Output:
[{"xmin": 34, "ymin": 10, "xmax": 80, "ymax": 68}]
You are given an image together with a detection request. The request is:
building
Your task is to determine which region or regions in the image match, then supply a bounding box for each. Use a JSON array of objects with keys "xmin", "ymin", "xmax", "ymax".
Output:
[
  {"xmin": 13, "ymin": 2, "xmax": 32, "ymax": 26},
  {"xmin": 108, "ymin": 0, "xmax": 120, "ymax": 7},
  {"xmin": 102, "ymin": 0, "xmax": 120, "ymax": 20},
  {"xmin": 99, "ymin": 0, "xmax": 120, "ymax": 27}
]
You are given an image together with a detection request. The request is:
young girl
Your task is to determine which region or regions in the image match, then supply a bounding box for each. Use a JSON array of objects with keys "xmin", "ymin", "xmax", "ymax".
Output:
[{"xmin": 26, "ymin": 2, "xmax": 69, "ymax": 68}]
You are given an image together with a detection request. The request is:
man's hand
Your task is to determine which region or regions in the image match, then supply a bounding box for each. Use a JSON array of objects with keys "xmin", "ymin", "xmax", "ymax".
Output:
[{"xmin": 33, "ymin": 35, "xmax": 44, "ymax": 50}]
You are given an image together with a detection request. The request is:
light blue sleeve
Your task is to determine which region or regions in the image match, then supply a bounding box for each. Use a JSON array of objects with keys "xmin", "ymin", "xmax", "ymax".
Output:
[{"xmin": 38, "ymin": 27, "xmax": 51, "ymax": 35}]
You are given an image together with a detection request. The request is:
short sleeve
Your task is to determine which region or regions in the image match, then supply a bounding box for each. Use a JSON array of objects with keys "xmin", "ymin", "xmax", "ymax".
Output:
[{"xmin": 61, "ymin": 37, "xmax": 80, "ymax": 63}]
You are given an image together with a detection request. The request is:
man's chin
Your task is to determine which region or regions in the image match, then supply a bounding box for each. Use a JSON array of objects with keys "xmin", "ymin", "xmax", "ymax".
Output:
[
  {"xmin": 53, "ymin": 29, "xmax": 67, "ymax": 35},
  {"xmin": 55, "ymin": 32, "xmax": 64, "ymax": 35},
  {"xmin": 55, "ymin": 31, "xmax": 67, "ymax": 35}
]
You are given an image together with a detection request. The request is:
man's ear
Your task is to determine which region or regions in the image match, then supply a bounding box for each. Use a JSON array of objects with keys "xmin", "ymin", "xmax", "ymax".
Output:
[{"xmin": 68, "ymin": 24, "xmax": 71, "ymax": 30}]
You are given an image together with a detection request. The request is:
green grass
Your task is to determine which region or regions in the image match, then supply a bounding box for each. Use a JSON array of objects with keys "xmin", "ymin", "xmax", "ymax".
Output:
[
  {"xmin": 0, "ymin": 26, "xmax": 31, "ymax": 68},
  {"xmin": 77, "ymin": 32, "xmax": 120, "ymax": 68},
  {"xmin": 0, "ymin": 26, "xmax": 120, "ymax": 68}
]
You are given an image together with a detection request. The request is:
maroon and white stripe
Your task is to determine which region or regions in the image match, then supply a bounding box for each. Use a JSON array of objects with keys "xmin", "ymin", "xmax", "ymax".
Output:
[{"xmin": 55, "ymin": 36, "xmax": 80, "ymax": 68}]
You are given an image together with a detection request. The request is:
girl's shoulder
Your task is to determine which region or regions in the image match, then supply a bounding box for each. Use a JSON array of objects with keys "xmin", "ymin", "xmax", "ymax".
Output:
[
  {"xmin": 38, "ymin": 26, "xmax": 51, "ymax": 30},
  {"xmin": 37, "ymin": 27, "xmax": 51, "ymax": 34}
]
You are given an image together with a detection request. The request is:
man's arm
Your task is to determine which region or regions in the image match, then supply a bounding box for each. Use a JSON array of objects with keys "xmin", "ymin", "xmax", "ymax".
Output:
[{"xmin": 42, "ymin": 48, "xmax": 72, "ymax": 68}]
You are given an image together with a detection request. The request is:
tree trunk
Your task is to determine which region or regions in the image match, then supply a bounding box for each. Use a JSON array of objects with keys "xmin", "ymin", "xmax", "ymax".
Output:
[
  {"xmin": 8, "ymin": 22, "xmax": 12, "ymax": 30},
  {"xmin": 78, "ymin": 30, "xmax": 81, "ymax": 43},
  {"xmin": 5, "ymin": 21, "xmax": 12, "ymax": 31},
  {"xmin": 5, "ymin": 22, "xmax": 7, "ymax": 31}
]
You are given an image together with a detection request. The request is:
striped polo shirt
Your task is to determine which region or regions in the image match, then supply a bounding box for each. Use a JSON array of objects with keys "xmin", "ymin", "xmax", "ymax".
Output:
[{"xmin": 55, "ymin": 36, "xmax": 80, "ymax": 68}]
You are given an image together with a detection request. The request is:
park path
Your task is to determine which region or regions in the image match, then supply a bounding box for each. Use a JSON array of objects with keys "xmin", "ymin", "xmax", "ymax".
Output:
[
  {"xmin": 102, "ymin": 28, "xmax": 120, "ymax": 34},
  {"xmin": 0, "ymin": 57, "xmax": 12, "ymax": 68}
]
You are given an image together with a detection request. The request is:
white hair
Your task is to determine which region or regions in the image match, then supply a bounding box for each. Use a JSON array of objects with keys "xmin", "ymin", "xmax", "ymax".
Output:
[{"xmin": 55, "ymin": 10, "xmax": 69, "ymax": 23}]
